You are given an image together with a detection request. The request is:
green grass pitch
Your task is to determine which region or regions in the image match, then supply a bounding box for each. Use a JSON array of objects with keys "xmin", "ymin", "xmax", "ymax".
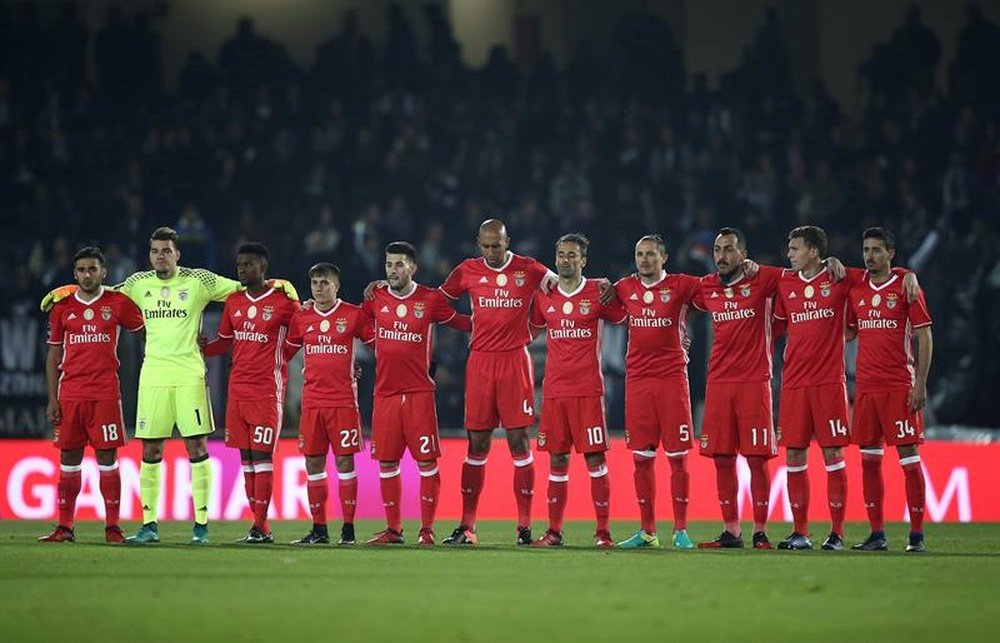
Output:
[{"xmin": 2, "ymin": 520, "xmax": 997, "ymax": 642}]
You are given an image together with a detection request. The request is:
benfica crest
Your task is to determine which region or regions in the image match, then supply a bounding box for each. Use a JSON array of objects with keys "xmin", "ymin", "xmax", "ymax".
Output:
[
  {"xmin": 262, "ymin": 306, "xmax": 273, "ymax": 321},
  {"xmin": 579, "ymin": 299, "xmax": 592, "ymax": 315},
  {"xmin": 414, "ymin": 302, "xmax": 425, "ymax": 319},
  {"xmin": 100, "ymin": 306, "xmax": 112, "ymax": 321},
  {"xmin": 335, "ymin": 318, "xmax": 348, "ymax": 333},
  {"xmin": 659, "ymin": 289, "xmax": 671, "ymax": 303},
  {"xmin": 886, "ymin": 293, "xmax": 898, "ymax": 309},
  {"xmin": 537, "ymin": 431, "xmax": 547, "ymax": 447},
  {"xmin": 178, "ymin": 289, "xmax": 189, "ymax": 301},
  {"xmin": 514, "ymin": 271, "xmax": 526, "ymax": 287},
  {"xmin": 740, "ymin": 285, "xmax": 751, "ymax": 298},
  {"xmin": 820, "ymin": 282, "xmax": 831, "ymax": 297}
]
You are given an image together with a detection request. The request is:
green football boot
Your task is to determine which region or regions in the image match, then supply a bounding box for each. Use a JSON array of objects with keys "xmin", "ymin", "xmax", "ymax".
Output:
[
  {"xmin": 190, "ymin": 522, "xmax": 210, "ymax": 545},
  {"xmin": 125, "ymin": 522, "xmax": 160, "ymax": 545},
  {"xmin": 672, "ymin": 529, "xmax": 695, "ymax": 549},
  {"xmin": 617, "ymin": 529, "xmax": 661, "ymax": 549}
]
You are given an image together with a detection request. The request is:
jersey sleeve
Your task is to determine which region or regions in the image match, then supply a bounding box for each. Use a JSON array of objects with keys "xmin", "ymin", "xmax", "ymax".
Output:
[
  {"xmin": 355, "ymin": 309, "xmax": 376, "ymax": 343},
  {"xmin": 773, "ymin": 291, "xmax": 788, "ymax": 321},
  {"xmin": 216, "ymin": 299, "xmax": 235, "ymax": 339},
  {"xmin": 529, "ymin": 301, "xmax": 546, "ymax": 328},
  {"xmin": 118, "ymin": 296, "xmax": 145, "ymax": 332},
  {"xmin": 844, "ymin": 266, "xmax": 867, "ymax": 286},
  {"xmin": 758, "ymin": 265, "xmax": 784, "ymax": 294},
  {"xmin": 47, "ymin": 307, "xmax": 64, "ymax": 345},
  {"xmin": 908, "ymin": 291, "xmax": 933, "ymax": 328},
  {"xmin": 846, "ymin": 301, "xmax": 858, "ymax": 330},
  {"xmin": 692, "ymin": 278, "xmax": 708, "ymax": 311},
  {"xmin": 600, "ymin": 298, "xmax": 629, "ymax": 324},
  {"xmin": 117, "ymin": 271, "xmax": 147, "ymax": 303},
  {"xmin": 194, "ymin": 269, "xmax": 241, "ymax": 303},
  {"xmin": 439, "ymin": 261, "xmax": 466, "ymax": 299},
  {"xmin": 285, "ymin": 314, "xmax": 303, "ymax": 347},
  {"xmin": 531, "ymin": 257, "xmax": 553, "ymax": 285},
  {"xmin": 680, "ymin": 274, "xmax": 701, "ymax": 304},
  {"xmin": 429, "ymin": 290, "xmax": 458, "ymax": 324}
]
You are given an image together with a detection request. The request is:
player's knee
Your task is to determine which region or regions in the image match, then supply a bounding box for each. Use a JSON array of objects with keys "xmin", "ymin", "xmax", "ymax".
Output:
[
  {"xmin": 467, "ymin": 434, "xmax": 491, "ymax": 456},
  {"xmin": 550, "ymin": 453, "xmax": 570, "ymax": 468},
  {"xmin": 896, "ymin": 444, "xmax": 918, "ymax": 458},
  {"xmin": 60, "ymin": 448, "xmax": 85, "ymax": 466},
  {"xmin": 335, "ymin": 454, "xmax": 355, "ymax": 473},
  {"xmin": 417, "ymin": 459, "xmax": 437, "ymax": 471},
  {"xmin": 141, "ymin": 439, "xmax": 164, "ymax": 462},
  {"xmin": 785, "ymin": 448, "xmax": 807, "ymax": 466},
  {"xmin": 183, "ymin": 436, "xmax": 208, "ymax": 459},
  {"xmin": 94, "ymin": 448, "xmax": 117, "ymax": 467},
  {"xmin": 584, "ymin": 452, "xmax": 607, "ymax": 469},
  {"xmin": 304, "ymin": 455, "xmax": 326, "ymax": 475},
  {"xmin": 379, "ymin": 460, "xmax": 401, "ymax": 471},
  {"xmin": 822, "ymin": 447, "xmax": 844, "ymax": 464}
]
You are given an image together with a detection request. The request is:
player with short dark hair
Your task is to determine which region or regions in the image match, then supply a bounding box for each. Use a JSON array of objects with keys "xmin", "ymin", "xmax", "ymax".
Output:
[
  {"xmin": 614, "ymin": 234, "xmax": 702, "ymax": 549},
  {"xmin": 39, "ymin": 247, "xmax": 144, "ymax": 543},
  {"xmin": 529, "ymin": 234, "xmax": 628, "ymax": 547},
  {"xmin": 848, "ymin": 228, "xmax": 933, "ymax": 553},
  {"xmin": 283, "ymin": 263, "xmax": 371, "ymax": 545},
  {"xmin": 693, "ymin": 228, "xmax": 782, "ymax": 549},
  {"xmin": 201, "ymin": 242, "xmax": 299, "ymax": 543},
  {"xmin": 361, "ymin": 242, "xmax": 471, "ymax": 545}
]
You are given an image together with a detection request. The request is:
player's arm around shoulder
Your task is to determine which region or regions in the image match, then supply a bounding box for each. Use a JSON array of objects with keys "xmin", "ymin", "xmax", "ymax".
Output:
[{"xmin": 188, "ymin": 267, "xmax": 241, "ymax": 303}]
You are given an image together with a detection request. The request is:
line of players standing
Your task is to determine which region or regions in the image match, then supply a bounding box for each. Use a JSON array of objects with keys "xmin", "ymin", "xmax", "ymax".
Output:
[{"xmin": 40, "ymin": 219, "xmax": 933, "ymax": 552}]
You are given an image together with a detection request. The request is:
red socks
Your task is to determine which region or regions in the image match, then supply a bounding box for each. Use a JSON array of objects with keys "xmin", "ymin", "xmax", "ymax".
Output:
[
  {"xmin": 746, "ymin": 456, "xmax": 770, "ymax": 533},
  {"xmin": 714, "ymin": 455, "xmax": 739, "ymax": 535},
  {"xmin": 547, "ymin": 463, "xmax": 569, "ymax": 532},
  {"xmin": 460, "ymin": 453, "xmax": 487, "ymax": 529},
  {"xmin": 97, "ymin": 462, "xmax": 121, "ymax": 528},
  {"xmin": 379, "ymin": 465, "xmax": 403, "ymax": 532},
  {"xmin": 241, "ymin": 460, "xmax": 255, "ymax": 513},
  {"xmin": 251, "ymin": 462, "xmax": 273, "ymax": 533},
  {"xmin": 787, "ymin": 464, "xmax": 810, "ymax": 535},
  {"xmin": 667, "ymin": 452, "xmax": 689, "ymax": 531},
  {"xmin": 338, "ymin": 472, "xmax": 358, "ymax": 524},
  {"xmin": 57, "ymin": 464, "xmax": 82, "ymax": 529},
  {"xmin": 588, "ymin": 462, "xmax": 611, "ymax": 533},
  {"xmin": 512, "ymin": 451, "xmax": 535, "ymax": 530},
  {"xmin": 306, "ymin": 472, "xmax": 328, "ymax": 526},
  {"xmin": 901, "ymin": 455, "xmax": 925, "ymax": 533},
  {"xmin": 419, "ymin": 463, "xmax": 441, "ymax": 530},
  {"xmin": 826, "ymin": 458, "xmax": 847, "ymax": 537},
  {"xmin": 632, "ymin": 452, "xmax": 656, "ymax": 533},
  {"xmin": 861, "ymin": 448, "xmax": 885, "ymax": 532}
]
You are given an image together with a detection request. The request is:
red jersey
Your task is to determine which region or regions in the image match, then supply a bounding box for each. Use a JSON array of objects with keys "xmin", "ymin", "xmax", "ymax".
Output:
[
  {"xmin": 216, "ymin": 288, "xmax": 299, "ymax": 401},
  {"xmin": 285, "ymin": 301, "xmax": 371, "ymax": 408},
  {"xmin": 773, "ymin": 267, "xmax": 852, "ymax": 388},
  {"xmin": 47, "ymin": 288, "xmax": 144, "ymax": 401},
  {"xmin": 693, "ymin": 265, "xmax": 782, "ymax": 384},
  {"xmin": 362, "ymin": 283, "xmax": 458, "ymax": 397},
  {"xmin": 614, "ymin": 271, "xmax": 700, "ymax": 382},
  {"xmin": 847, "ymin": 272, "xmax": 932, "ymax": 394},
  {"xmin": 440, "ymin": 252, "xmax": 549, "ymax": 352},
  {"xmin": 530, "ymin": 279, "xmax": 628, "ymax": 397}
]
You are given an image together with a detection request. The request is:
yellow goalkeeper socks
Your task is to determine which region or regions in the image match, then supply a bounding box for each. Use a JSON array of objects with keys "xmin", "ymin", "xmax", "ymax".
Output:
[
  {"xmin": 139, "ymin": 460, "xmax": 161, "ymax": 524},
  {"xmin": 190, "ymin": 456, "xmax": 211, "ymax": 525}
]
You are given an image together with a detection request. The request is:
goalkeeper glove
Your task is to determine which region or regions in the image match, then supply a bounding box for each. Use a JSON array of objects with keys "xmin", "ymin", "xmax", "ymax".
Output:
[
  {"xmin": 40, "ymin": 284, "xmax": 79, "ymax": 312},
  {"xmin": 267, "ymin": 278, "xmax": 299, "ymax": 301}
]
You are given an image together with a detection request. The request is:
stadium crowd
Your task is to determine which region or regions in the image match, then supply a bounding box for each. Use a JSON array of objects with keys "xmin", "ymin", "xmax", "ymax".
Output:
[{"xmin": 2, "ymin": 3, "xmax": 998, "ymax": 428}]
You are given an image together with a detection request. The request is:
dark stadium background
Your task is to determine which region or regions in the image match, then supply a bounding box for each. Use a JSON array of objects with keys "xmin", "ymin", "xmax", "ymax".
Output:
[{"xmin": 2, "ymin": 0, "xmax": 998, "ymax": 438}]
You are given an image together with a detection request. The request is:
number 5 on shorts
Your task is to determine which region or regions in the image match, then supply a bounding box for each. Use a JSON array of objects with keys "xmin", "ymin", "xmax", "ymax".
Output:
[{"xmin": 253, "ymin": 426, "xmax": 274, "ymax": 445}]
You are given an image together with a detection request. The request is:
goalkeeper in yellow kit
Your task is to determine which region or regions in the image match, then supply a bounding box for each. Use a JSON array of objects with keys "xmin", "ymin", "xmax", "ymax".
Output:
[{"xmin": 42, "ymin": 226, "xmax": 296, "ymax": 544}]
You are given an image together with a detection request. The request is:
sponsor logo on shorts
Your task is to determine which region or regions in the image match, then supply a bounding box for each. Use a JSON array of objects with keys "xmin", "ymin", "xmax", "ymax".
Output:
[
  {"xmin": 700, "ymin": 435, "xmax": 709, "ymax": 449},
  {"xmin": 537, "ymin": 432, "xmax": 546, "ymax": 447}
]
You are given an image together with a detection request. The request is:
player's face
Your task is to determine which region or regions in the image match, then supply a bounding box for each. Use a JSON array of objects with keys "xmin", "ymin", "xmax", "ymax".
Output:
[
  {"xmin": 634, "ymin": 240, "xmax": 667, "ymax": 278},
  {"xmin": 555, "ymin": 241, "xmax": 586, "ymax": 280},
  {"xmin": 311, "ymin": 273, "xmax": 340, "ymax": 307},
  {"xmin": 73, "ymin": 258, "xmax": 106, "ymax": 294},
  {"xmin": 478, "ymin": 229, "xmax": 509, "ymax": 268},
  {"xmin": 713, "ymin": 234, "xmax": 746, "ymax": 278},
  {"xmin": 786, "ymin": 237, "xmax": 819, "ymax": 272},
  {"xmin": 384, "ymin": 253, "xmax": 416, "ymax": 290},
  {"xmin": 236, "ymin": 253, "xmax": 266, "ymax": 287},
  {"xmin": 863, "ymin": 239, "xmax": 895, "ymax": 275},
  {"xmin": 150, "ymin": 240, "xmax": 179, "ymax": 276}
]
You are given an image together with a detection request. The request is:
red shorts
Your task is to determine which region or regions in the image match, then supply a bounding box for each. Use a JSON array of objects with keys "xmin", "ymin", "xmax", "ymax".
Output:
[
  {"xmin": 777, "ymin": 383, "xmax": 851, "ymax": 449},
  {"xmin": 372, "ymin": 392, "xmax": 442, "ymax": 461},
  {"xmin": 225, "ymin": 398, "xmax": 282, "ymax": 452},
  {"xmin": 538, "ymin": 396, "xmax": 609, "ymax": 454},
  {"xmin": 624, "ymin": 377, "xmax": 693, "ymax": 454},
  {"xmin": 53, "ymin": 399, "xmax": 126, "ymax": 450},
  {"xmin": 464, "ymin": 347, "xmax": 536, "ymax": 431},
  {"xmin": 298, "ymin": 406, "xmax": 363, "ymax": 456},
  {"xmin": 701, "ymin": 381, "xmax": 776, "ymax": 458},
  {"xmin": 852, "ymin": 390, "xmax": 925, "ymax": 447}
]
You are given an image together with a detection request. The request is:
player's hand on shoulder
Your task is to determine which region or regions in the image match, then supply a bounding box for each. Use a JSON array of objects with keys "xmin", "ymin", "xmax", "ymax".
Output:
[
  {"xmin": 822, "ymin": 257, "xmax": 846, "ymax": 281},
  {"xmin": 363, "ymin": 280, "xmax": 388, "ymax": 300},
  {"xmin": 901, "ymin": 272, "xmax": 920, "ymax": 302},
  {"xmin": 197, "ymin": 334, "xmax": 208, "ymax": 352},
  {"xmin": 596, "ymin": 278, "xmax": 617, "ymax": 305},
  {"xmin": 541, "ymin": 274, "xmax": 558, "ymax": 294},
  {"xmin": 743, "ymin": 259, "xmax": 760, "ymax": 278},
  {"xmin": 267, "ymin": 278, "xmax": 300, "ymax": 301},
  {"xmin": 40, "ymin": 284, "xmax": 79, "ymax": 312}
]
